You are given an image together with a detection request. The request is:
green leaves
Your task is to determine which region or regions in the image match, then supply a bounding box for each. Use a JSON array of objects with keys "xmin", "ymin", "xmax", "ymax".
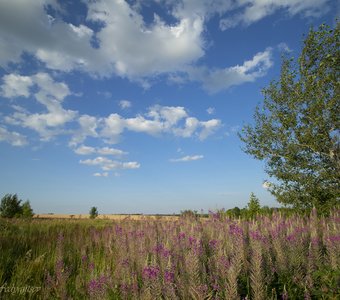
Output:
[{"xmin": 239, "ymin": 22, "xmax": 340, "ymax": 210}]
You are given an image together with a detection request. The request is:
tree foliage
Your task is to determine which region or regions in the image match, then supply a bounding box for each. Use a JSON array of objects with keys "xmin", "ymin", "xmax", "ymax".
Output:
[
  {"xmin": 21, "ymin": 200, "xmax": 34, "ymax": 218},
  {"xmin": 0, "ymin": 194, "xmax": 35, "ymax": 218},
  {"xmin": 239, "ymin": 23, "xmax": 340, "ymax": 211},
  {"xmin": 0, "ymin": 194, "xmax": 23, "ymax": 218},
  {"xmin": 89, "ymin": 206, "xmax": 98, "ymax": 219},
  {"xmin": 247, "ymin": 192, "xmax": 261, "ymax": 218}
]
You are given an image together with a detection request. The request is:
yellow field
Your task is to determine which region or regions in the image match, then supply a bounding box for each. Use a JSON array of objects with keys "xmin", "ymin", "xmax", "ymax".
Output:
[{"xmin": 33, "ymin": 213, "xmax": 179, "ymax": 221}]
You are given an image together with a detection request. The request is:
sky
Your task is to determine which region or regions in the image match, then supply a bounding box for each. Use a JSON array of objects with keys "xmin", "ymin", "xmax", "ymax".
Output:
[{"xmin": 0, "ymin": 0, "xmax": 338, "ymax": 214}]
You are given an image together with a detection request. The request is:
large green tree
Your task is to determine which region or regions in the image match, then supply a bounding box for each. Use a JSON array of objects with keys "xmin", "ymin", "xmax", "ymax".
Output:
[
  {"xmin": 239, "ymin": 23, "xmax": 339, "ymax": 211},
  {"xmin": 0, "ymin": 194, "xmax": 23, "ymax": 218}
]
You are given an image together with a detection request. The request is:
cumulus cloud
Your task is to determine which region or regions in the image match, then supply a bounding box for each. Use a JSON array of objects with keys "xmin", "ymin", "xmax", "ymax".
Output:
[
  {"xmin": 100, "ymin": 105, "xmax": 221, "ymax": 143},
  {"xmin": 0, "ymin": 126, "xmax": 27, "ymax": 146},
  {"xmin": 1, "ymin": 74, "xmax": 33, "ymax": 98},
  {"xmin": 80, "ymin": 156, "xmax": 140, "ymax": 170},
  {"xmin": 1, "ymin": 72, "xmax": 76, "ymax": 141},
  {"xmin": 93, "ymin": 172, "xmax": 109, "ymax": 177},
  {"xmin": 188, "ymin": 48, "xmax": 273, "ymax": 93},
  {"xmin": 69, "ymin": 115, "xmax": 99, "ymax": 147},
  {"xmin": 170, "ymin": 154, "xmax": 204, "ymax": 162},
  {"xmin": 1, "ymin": 0, "xmax": 326, "ymax": 94},
  {"xmin": 119, "ymin": 100, "xmax": 132, "ymax": 109},
  {"xmin": 219, "ymin": 0, "xmax": 330, "ymax": 30},
  {"xmin": 74, "ymin": 145, "xmax": 127, "ymax": 156},
  {"xmin": 0, "ymin": 0, "xmax": 329, "ymax": 90},
  {"xmin": 86, "ymin": 0, "xmax": 205, "ymax": 78},
  {"xmin": 207, "ymin": 107, "xmax": 215, "ymax": 115}
]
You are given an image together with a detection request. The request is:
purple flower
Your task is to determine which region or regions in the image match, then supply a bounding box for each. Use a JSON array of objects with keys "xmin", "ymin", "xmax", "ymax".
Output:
[
  {"xmin": 142, "ymin": 266, "xmax": 160, "ymax": 280},
  {"xmin": 229, "ymin": 224, "xmax": 243, "ymax": 237},
  {"xmin": 178, "ymin": 232, "xmax": 186, "ymax": 240},
  {"xmin": 115, "ymin": 226, "xmax": 123, "ymax": 235},
  {"xmin": 219, "ymin": 256, "xmax": 231, "ymax": 269},
  {"xmin": 88, "ymin": 275, "xmax": 109, "ymax": 296},
  {"xmin": 188, "ymin": 236, "xmax": 197, "ymax": 245},
  {"xmin": 249, "ymin": 230, "xmax": 266, "ymax": 242},
  {"xmin": 327, "ymin": 235, "xmax": 340, "ymax": 243},
  {"xmin": 209, "ymin": 239, "xmax": 218, "ymax": 250},
  {"xmin": 89, "ymin": 262, "xmax": 95, "ymax": 271},
  {"xmin": 164, "ymin": 270, "xmax": 175, "ymax": 283},
  {"xmin": 121, "ymin": 258, "xmax": 129, "ymax": 267},
  {"xmin": 286, "ymin": 233, "xmax": 297, "ymax": 243}
]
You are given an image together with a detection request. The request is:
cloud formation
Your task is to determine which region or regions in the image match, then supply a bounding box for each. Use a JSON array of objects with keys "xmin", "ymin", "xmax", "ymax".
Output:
[
  {"xmin": 0, "ymin": 125, "xmax": 27, "ymax": 146},
  {"xmin": 80, "ymin": 156, "xmax": 140, "ymax": 171},
  {"xmin": 170, "ymin": 155, "xmax": 204, "ymax": 162},
  {"xmin": 99, "ymin": 105, "xmax": 221, "ymax": 144},
  {"xmin": 0, "ymin": 0, "xmax": 328, "ymax": 90},
  {"xmin": 219, "ymin": 0, "xmax": 330, "ymax": 30},
  {"xmin": 74, "ymin": 145, "xmax": 127, "ymax": 156},
  {"xmin": 1, "ymin": 72, "xmax": 76, "ymax": 141}
]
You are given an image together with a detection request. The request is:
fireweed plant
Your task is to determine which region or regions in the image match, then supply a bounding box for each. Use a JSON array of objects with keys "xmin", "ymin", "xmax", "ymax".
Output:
[{"xmin": 0, "ymin": 209, "xmax": 339, "ymax": 299}]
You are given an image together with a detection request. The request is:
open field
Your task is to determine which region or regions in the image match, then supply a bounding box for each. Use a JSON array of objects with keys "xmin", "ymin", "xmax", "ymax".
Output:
[
  {"xmin": 1, "ymin": 210, "xmax": 339, "ymax": 299},
  {"xmin": 34, "ymin": 214, "xmax": 180, "ymax": 221}
]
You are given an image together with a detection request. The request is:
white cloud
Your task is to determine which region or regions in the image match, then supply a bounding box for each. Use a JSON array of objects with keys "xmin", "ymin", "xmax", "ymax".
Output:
[
  {"xmin": 199, "ymin": 119, "xmax": 221, "ymax": 140},
  {"xmin": 119, "ymin": 100, "xmax": 132, "ymax": 109},
  {"xmin": 278, "ymin": 42, "xmax": 292, "ymax": 53},
  {"xmin": 1, "ymin": 74, "xmax": 33, "ymax": 98},
  {"xmin": 0, "ymin": 0, "xmax": 329, "ymax": 90},
  {"xmin": 170, "ymin": 154, "xmax": 204, "ymax": 162},
  {"xmin": 0, "ymin": 126, "xmax": 27, "ymax": 146},
  {"xmin": 1, "ymin": 72, "xmax": 76, "ymax": 141},
  {"xmin": 97, "ymin": 147, "xmax": 127, "ymax": 156},
  {"xmin": 1, "ymin": 73, "xmax": 222, "ymax": 145},
  {"xmin": 74, "ymin": 145, "xmax": 127, "ymax": 156},
  {"xmin": 101, "ymin": 113, "xmax": 125, "ymax": 144},
  {"xmin": 80, "ymin": 156, "xmax": 140, "ymax": 170},
  {"xmin": 219, "ymin": 0, "xmax": 329, "ymax": 30},
  {"xmin": 207, "ymin": 107, "xmax": 215, "ymax": 115},
  {"xmin": 188, "ymin": 48, "xmax": 273, "ymax": 93},
  {"xmin": 93, "ymin": 172, "xmax": 109, "ymax": 177},
  {"xmin": 74, "ymin": 145, "xmax": 96, "ymax": 155},
  {"xmin": 173, "ymin": 117, "xmax": 200, "ymax": 138},
  {"xmin": 70, "ymin": 115, "xmax": 99, "ymax": 147},
  {"xmin": 97, "ymin": 91, "xmax": 112, "ymax": 99},
  {"xmin": 87, "ymin": 0, "xmax": 205, "ymax": 78},
  {"xmin": 100, "ymin": 105, "xmax": 221, "ymax": 142}
]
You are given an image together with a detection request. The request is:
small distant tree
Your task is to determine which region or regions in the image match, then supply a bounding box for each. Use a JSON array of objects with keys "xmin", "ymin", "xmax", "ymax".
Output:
[
  {"xmin": 227, "ymin": 206, "xmax": 241, "ymax": 218},
  {"xmin": 89, "ymin": 206, "xmax": 98, "ymax": 219},
  {"xmin": 247, "ymin": 192, "xmax": 261, "ymax": 218},
  {"xmin": 21, "ymin": 200, "xmax": 34, "ymax": 218},
  {"xmin": 180, "ymin": 209, "xmax": 199, "ymax": 220},
  {"xmin": 0, "ymin": 194, "xmax": 23, "ymax": 218}
]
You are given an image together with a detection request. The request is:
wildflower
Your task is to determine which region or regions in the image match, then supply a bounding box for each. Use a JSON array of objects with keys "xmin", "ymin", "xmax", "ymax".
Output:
[
  {"xmin": 142, "ymin": 266, "xmax": 160, "ymax": 280},
  {"xmin": 229, "ymin": 224, "xmax": 243, "ymax": 237},
  {"xmin": 188, "ymin": 236, "xmax": 197, "ymax": 245},
  {"xmin": 164, "ymin": 270, "xmax": 175, "ymax": 283},
  {"xmin": 88, "ymin": 275, "xmax": 109, "ymax": 297},
  {"xmin": 178, "ymin": 232, "xmax": 186, "ymax": 240},
  {"xmin": 121, "ymin": 258, "xmax": 129, "ymax": 268},
  {"xmin": 209, "ymin": 239, "xmax": 218, "ymax": 250}
]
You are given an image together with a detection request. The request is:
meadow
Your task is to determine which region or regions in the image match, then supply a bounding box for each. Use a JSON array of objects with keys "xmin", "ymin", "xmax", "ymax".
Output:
[{"xmin": 0, "ymin": 210, "xmax": 339, "ymax": 299}]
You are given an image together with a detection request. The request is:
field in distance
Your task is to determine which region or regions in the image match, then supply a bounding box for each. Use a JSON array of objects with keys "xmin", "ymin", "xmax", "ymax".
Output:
[{"xmin": 34, "ymin": 213, "xmax": 179, "ymax": 221}]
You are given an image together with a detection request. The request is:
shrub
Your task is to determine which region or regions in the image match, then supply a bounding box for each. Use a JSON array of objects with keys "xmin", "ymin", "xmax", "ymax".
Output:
[
  {"xmin": 89, "ymin": 206, "xmax": 98, "ymax": 219},
  {"xmin": 0, "ymin": 194, "xmax": 23, "ymax": 218}
]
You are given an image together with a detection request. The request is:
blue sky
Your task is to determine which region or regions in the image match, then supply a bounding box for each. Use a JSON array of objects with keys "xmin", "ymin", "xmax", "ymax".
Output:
[{"xmin": 0, "ymin": 0, "xmax": 338, "ymax": 214}]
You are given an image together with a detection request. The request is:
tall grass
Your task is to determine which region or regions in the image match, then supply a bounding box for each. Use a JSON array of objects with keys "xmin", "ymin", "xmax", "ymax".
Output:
[{"xmin": 0, "ymin": 209, "xmax": 339, "ymax": 299}]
